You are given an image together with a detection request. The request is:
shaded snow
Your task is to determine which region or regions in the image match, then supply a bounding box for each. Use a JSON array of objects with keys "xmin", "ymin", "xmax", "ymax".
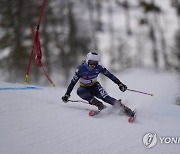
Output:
[{"xmin": 0, "ymin": 69, "xmax": 180, "ymax": 154}]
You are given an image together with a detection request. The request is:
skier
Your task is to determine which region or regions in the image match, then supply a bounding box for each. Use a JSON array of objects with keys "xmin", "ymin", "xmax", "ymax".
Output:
[{"xmin": 62, "ymin": 51, "xmax": 135, "ymax": 117}]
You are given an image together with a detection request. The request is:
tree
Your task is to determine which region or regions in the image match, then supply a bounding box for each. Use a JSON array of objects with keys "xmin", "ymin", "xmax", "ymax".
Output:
[
  {"xmin": 0, "ymin": 0, "xmax": 34, "ymax": 82},
  {"xmin": 52, "ymin": 0, "xmax": 93, "ymax": 84},
  {"xmin": 171, "ymin": 0, "xmax": 180, "ymax": 28},
  {"xmin": 138, "ymin": 0, "xmax": 161, "ymax": 69},
  {"xmin": 116, "ymin": 0, "xmax": 132, "ymax": 35},
  {"xmin": 171, "ymin": 30, "xmax": 180, "ymax": 72}
]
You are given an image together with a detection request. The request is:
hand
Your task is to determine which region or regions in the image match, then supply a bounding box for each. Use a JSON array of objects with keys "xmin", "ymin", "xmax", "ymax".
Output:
[
  {"xmin": 118, "ymin": 83, "xmax": 127, "ymax": 92},
  {"xmin": 62, "ymin": 94, "xmax": 70, "ymax": 103}
]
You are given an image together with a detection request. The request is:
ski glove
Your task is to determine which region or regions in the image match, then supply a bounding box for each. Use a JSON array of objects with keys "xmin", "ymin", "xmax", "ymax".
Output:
[
  {"xmin": 62, "ymin": 94, "xmax": 70, "ymax": 103},
  {"xmin": 118, "ymin": 83, "xmax": 127, "ymax": 92}
]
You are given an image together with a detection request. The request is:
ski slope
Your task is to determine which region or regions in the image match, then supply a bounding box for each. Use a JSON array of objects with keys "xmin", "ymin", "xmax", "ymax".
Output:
[{"xmin": 0, "ymin": 69, "xmax": 180, "ymax": 154}]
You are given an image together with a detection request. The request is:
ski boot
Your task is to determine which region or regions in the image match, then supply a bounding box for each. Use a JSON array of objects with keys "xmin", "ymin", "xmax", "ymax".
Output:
[
  {"xmin": 114, "ymin": 99, "xmax": 135, "ymax": 117},
  {"xmin": 89, "ymin": 97, "xmax": 106, "ymax": 110},
  {"xmin": 121, "ymin": 104, "xmax": 135, "ymax": 117}
]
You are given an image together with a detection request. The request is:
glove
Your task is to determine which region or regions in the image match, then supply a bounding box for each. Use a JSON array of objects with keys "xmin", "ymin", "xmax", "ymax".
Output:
[
  {"xmin": 118, "ymin": 83, "xmax": 127, "ymax": 92},
  {"xmin": 62, "ymin": 94, "xmax": 70, "ymax": 103}
]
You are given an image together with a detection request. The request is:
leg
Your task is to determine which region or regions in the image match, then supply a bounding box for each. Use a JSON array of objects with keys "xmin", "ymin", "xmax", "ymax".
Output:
[
  {"xmin": 95, "ymin": 83, "xmax": 134, "ymax": 116},
  {"xmin": 77, "ymin": 86, "xmax": 105, "ymax": 110},
  {"xmin": 114, "ymin": 99, "xmax": 135, "ymax": 117},
  {"xmin": 94, "ymin": 83, "xmax": 116, "ymax": 105},
  {"xmin": 89, "ymin": 97, "xmax": 106, "ymax": 110},
  {"xmin": 77, "ymin": 86, "xmax": 93, "ymax": 102}
]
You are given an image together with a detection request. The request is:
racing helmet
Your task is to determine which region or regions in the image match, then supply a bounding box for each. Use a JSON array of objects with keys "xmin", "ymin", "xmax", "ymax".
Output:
[{"xmin": 86, "ymin": 52, "xmax": 100, "ymax": 65}]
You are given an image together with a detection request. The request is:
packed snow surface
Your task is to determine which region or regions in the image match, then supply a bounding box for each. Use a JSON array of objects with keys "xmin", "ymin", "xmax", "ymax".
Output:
[{"xmin": 0, "ymin": 69, "xmax": 180, "ymax": 154}]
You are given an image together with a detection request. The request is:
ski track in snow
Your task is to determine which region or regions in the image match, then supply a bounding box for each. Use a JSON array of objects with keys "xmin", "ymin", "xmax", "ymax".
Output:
[{"xmin": 0, "ymin": 69, "xmax": 180, "ymax": 154}]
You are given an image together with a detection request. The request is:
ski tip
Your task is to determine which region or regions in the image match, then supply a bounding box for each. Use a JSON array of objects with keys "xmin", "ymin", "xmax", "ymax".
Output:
[
  {"xmin": 89, "ymin": 110, "xmax": 95, "ymax": 116},
  {"xmin": 88, "ymin": 110, "xmax": 101, "ymax": 116},
  {"xmin": 128, "ymin": 117, "xmax": 133, "ymax": 123},
  {"xmin": 128, "ymin": 117, "xmax": 134, "ymax": 123},
  {"xmin": 128, "ymin": 114, "xmax": 136, "ymax": 123},
  {"xmin": 128, "ymin": 110, "xmax": 136, "ymax": 123}
]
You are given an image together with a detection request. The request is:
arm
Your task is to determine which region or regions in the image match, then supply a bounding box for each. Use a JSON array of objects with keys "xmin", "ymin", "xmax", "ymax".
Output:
[
  {"xmin": 65, "ymin": 69, "xmax": 80, "ymax": 96},
  {"xmin": 100, "ymin": 67, "xmax": 121, "ymax": 85},
  {"xmin": 62, "ymin": 68, "xmax": 80, "ymax": 102},
  {"xmin": 100, "ymin": 66, "xmax": 127, "ymax": 92}
]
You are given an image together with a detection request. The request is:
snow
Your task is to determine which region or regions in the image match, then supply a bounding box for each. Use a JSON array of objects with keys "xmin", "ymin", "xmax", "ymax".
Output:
[{"xmin": 0, "ymin": 69, "xmax": 180, "ymax": 154}]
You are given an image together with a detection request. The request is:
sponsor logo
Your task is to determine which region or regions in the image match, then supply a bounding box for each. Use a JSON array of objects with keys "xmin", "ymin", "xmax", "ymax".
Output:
[{"xmin": 82, "ymin": 75, "xmax": 88, "ymax": 79}]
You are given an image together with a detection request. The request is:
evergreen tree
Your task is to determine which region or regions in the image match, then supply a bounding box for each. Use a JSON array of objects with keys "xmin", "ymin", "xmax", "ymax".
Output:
[
  {"xmin": 171, "ymin": 30, "xmax": 180, "ymax": 72},
  {"xmin": 0, "ymin": 0, "xmax": 33, "ymax": 82},
  {"xmin": 138, "ymin": 0, "xmax": 161, "ymax": 69},
  {"xmin": 171, "ymin": 0, "xmax": 180, "ymax": 28}
]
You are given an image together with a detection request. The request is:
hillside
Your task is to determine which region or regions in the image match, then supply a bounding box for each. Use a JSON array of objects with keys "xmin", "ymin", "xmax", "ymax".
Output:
[{"xmin": 0, "ymin": 69, "xmax": 180, "ymax": 154}]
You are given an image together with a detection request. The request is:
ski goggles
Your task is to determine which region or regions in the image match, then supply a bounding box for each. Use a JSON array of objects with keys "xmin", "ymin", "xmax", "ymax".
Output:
[{"xmin": 88, "ymin": 60, "xmax": 98, "ymax": 66}]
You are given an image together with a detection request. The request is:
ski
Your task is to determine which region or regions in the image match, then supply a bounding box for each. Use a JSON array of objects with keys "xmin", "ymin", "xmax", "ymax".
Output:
[
  {"xmin": 88, "ymin": 110, "xmax": 101, "ymax": 116},
  {"xmin": 89, "ymin": 108, "xmax": 136, "ymax": 123}
]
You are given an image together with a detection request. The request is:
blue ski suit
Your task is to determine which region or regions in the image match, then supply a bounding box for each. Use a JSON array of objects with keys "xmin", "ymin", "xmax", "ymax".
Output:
[{"xmin": 65, "ymin": 63, "xmax": 122, "ymax": 105}]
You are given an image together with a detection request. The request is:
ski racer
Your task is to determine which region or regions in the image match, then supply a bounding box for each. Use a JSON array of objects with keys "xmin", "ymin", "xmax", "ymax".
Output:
[{"xmin": 62, "ymin": 51, "xmax": 134, "ymax": 117}]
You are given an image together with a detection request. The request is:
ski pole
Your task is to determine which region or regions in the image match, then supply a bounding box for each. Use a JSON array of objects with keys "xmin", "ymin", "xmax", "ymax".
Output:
[
  {"xmin": 68, "ymin": 99, "xmax": 89, "ymax": 104},
  {"xmin": 127, "ymin": 88, "xmax": 154, "ymax": 96}
]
